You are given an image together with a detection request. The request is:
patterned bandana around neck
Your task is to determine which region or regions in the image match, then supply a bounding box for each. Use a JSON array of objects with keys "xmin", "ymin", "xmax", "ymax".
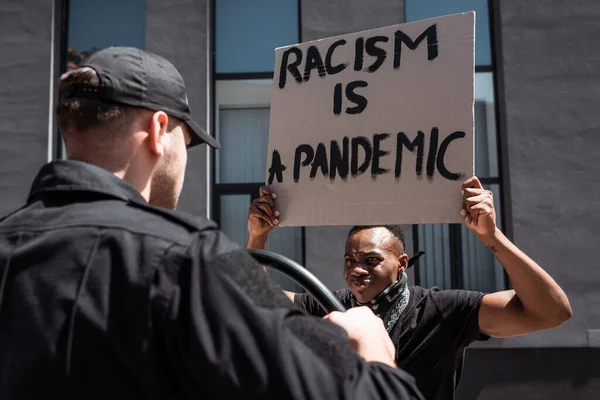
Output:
[{"xmin": 350, "ymin": 272, "xmax": 410, "ymax": 332}]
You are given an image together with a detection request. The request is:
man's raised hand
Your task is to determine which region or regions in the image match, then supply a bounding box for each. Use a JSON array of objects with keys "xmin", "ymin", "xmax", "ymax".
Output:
[
  {"xmin": 460, "ymin": 176, "xmax": 497, "ymax": 238},
  {"xmin": 247, "ymin": 186, "xmax": 279, "ymax": 248}
]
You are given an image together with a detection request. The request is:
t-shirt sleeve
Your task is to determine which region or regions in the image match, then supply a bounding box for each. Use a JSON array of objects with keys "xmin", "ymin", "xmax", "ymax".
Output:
[
  {"xmin": 433, "ymin": 289, "xmax": 490, "ymax": 347},
  {"xmin": 160, "ymin": 236, "xmax": 425, "ymax": 400},
  {"xmin": 294, "ymin": 289, "xmax": 347, "ymax": 318}
]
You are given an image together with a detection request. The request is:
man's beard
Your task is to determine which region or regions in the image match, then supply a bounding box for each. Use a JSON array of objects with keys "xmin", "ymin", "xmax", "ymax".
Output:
[{"xmin": 149, "ymin": 168, "xmax": 180, "ymax": 209}]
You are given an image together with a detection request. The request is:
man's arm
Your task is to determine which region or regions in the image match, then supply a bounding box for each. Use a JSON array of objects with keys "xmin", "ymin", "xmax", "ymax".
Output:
[
  {"xmin": 162, "ymin": 236, "xmax": 424, "ymax": 400},
  {"xmin": 461, "ymin": 177, "xmax": 572, "ymax": 338}
]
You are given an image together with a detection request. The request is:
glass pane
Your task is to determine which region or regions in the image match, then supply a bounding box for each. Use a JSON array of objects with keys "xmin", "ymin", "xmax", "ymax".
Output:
[
  {"xmin": 67, "ymin": 0, "xmax": 146, "ymax": 68},
  {"xmin": 217, "ymin": 107, "xmax": 270, "ymax": 183},
  {"xmin": 216, "ymin": 0, "xmax": 298, "ymax": 73},
  {"xmin": 219, "ymin": 194, "xmax": 303, "ymax": 291},
  {"xmin": 405, "ymin": 0, "xmax": 491, "ymax": 66},
  {"xmin": 474, "ymin": 72, "xmax": 499, "ymax": 178},
  {"xmin": 416, "ymin": 224, "xmax": 452, "ymax": 289},
  {"xmin": 461, "ymin": 184, "xmax": 505, "ymax": 292},
  {"xmin": 219, "ymin": 195, "xmax": 252, "ymax": 246}
]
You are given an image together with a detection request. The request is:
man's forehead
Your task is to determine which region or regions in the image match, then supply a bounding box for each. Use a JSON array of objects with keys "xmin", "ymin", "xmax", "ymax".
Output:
[{"xmin": 346, "ymin": 227, "xmax": 403, "ymax": 253}]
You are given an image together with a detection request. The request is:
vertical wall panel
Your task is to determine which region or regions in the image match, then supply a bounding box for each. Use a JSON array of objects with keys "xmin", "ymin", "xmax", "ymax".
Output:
[{"xmin": 0, "ymin": 0, "xmax": 54, "ymax": 216}]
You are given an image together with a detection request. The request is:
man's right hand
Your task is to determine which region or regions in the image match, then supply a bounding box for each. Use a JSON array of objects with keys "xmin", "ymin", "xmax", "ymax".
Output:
[
  {"xmin": 325, "ymin": 307, "xmax": 397, "ymax": 368},
  {"xmin": 247, "ymin": 186, "xmax": 279, "ymax": 249}
]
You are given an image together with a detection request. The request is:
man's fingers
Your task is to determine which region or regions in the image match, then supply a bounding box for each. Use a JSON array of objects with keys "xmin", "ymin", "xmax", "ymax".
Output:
[
  {"xmin": 250, "ymin": 213, "xmax": 273, "ymax": 227},
  {"xmin": 463, "ymin": 194, "xmax": 489, "ymax": 226},
  {"xmin": 323, "ymin": 311, "xmax": 342, "ymax": 323},
  {"xmin": 254, "ymin": 194, "xmax": 275, "ymax": 208},
  {"xmin": 254, "ymin": 202, "xmax": 279, "ymax": 224},
  {"xmin": 464, "ymin": 193, "xmax": 489, "ymax": 209},
  {"xmin": 462, "ymin": 176, "xmax": 483, "ymax": 190},
  {"xmin": 464, "ymin": 213, "xmax": 475, "ymax": 227},
  {"xmin": 470, "ymin": 201, "xmax": 494, "ymax": 213},
  {"xmin": 249, "ymin": 208, "xmax": 277, "ymax": 227},
  {"xmin": 259, "ymin": 186, "xmax": 276, "ymax": 200},
  {"xmin": 251, "ymin": 204, "xmax": 279, "ymax": 225},
  {"xmin": 462, "ymin": 188, "xmax": 485, "ymax": 198},
  {"xmin": 251, "ymin": 193, "xmax": 281, "ymax": 220}
]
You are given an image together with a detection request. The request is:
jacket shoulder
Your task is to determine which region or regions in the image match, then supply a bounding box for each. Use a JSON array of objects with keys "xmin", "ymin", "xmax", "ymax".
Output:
[{"xmin": 126, "ymin": 199, "xmax": 218, "ymax": 234}]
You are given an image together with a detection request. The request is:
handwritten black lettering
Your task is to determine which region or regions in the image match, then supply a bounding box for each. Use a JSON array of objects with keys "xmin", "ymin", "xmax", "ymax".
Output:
[
  {"xmin": 372, "ymin": 133, "xmax": 390, "ymax": 178},
  {"xmin": 278, "ymin": 47, "xmax": 303, "ymax": 89},
  {"xmin": 325, "ymin": 39, "xmax": 348, "ymax": 75},
  {"xmin": 310, "ymin": 143, "xmax": 329, "ymax": 179},
  {"xmin": 436, "ymin": 131, "xmax": 466, "ymax": 180},
  {"xmin": 293, "ymin": 144, "xmax": 314, "ymax": 182},
  {"xmin": 303, "ymin": 45, "xmax": 326, "ymax": 82},
  {"xmin": 354, "ymin": 37, "xmax": 364, "ymax": 71},
  {"xmin": 351, "ymin": 136, "xmax": 372, "ymax": 177},
  {"xmin": 330, "ymin": 137, "xmax": 349, "ymax": 181},
  {"xmin": 393, "ymin": 24, "xmax": 438, "ymax": 69},
  {"xmin": 289, "ymin": 129, "xmax": 466, "ymax": 184},
  {"xmin": 345, "ymin": 81, "xmax": 369, "ymax": 114},
  {"xmin": 426, "ymin": 127, "xmax": 439, "ymax": 181},
  {"xmin": 365, "ymin": 36, "xmax": 389, "ymax": 73},
  {"xmin": 267, "ymin": 150, "xmax": 287, "ymax": 184},
  {"xmin": 333, "ymin": 83, "xmax": 342, "ymax": 115},
  {"xmin": 395, "ymin": 131, "xmax": 425, "ymax": 180}
]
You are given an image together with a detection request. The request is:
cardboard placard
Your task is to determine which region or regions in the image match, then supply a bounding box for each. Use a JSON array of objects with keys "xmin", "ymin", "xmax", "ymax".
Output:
[{"xmin": 266, "ymin": 12, "xmax": 475, "ymax": 226}]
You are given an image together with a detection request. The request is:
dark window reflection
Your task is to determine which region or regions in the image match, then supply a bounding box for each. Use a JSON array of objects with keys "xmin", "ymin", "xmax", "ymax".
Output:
[{"xmin": 66, "ymin": 0, "xmax": 146, "ymax": 68}]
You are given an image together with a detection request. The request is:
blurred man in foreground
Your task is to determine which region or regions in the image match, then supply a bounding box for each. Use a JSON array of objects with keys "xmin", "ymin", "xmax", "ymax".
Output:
[{"xmin": 0, "ymin": 47, "xmax": 424, "ymax": 400}]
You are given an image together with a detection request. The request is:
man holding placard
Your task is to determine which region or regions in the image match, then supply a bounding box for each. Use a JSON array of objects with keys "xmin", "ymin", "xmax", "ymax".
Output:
[
  {"xmin": 246, "ymin": 11, "xmax": 572, "ymax": 400},
  {"xmin": 246, "ymin": 177, "xmax": 571, "ymax": 400}
]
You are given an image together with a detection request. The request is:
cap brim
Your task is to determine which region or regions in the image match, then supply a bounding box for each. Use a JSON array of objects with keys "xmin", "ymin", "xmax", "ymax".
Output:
[{"xmin": 185, "ymin": 118, "xmax": 220, "ymax": 149}]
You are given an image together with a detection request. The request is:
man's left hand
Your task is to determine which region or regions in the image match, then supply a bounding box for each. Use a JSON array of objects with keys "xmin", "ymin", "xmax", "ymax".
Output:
[{"xmin": 460, "ymin": 176, "xmax": 497, "ymax": 237}]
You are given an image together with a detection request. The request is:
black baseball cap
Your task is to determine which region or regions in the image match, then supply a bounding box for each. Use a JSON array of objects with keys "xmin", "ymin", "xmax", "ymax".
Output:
[{"xmin": 59, "ymin": 46, "xmax": 219, "ymax": 149}]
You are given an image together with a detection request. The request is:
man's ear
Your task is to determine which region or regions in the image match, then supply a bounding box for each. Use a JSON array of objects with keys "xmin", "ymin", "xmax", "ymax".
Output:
[
  {"xmin": 147, "ymin": 111, "xmax": 169, "ymax": 156},
  {"xmin": 398, "ymin": 254, "xmax": 409, "ymax": 274}
]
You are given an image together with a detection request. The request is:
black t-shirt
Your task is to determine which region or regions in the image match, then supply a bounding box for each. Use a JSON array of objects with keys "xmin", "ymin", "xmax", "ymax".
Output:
[{"xmin": 295, "ymin": 285, "xmax": 490, "ymax": 400}]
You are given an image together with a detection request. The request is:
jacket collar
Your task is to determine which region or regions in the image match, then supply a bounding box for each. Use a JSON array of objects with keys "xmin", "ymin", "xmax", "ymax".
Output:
[{"xmin": 27, "ymin": 160, "xmax": 147, "ymax": 204}]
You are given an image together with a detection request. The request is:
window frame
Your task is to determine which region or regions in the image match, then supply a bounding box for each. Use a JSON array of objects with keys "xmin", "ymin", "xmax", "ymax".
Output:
[
  {"xmin": 209, "ymin": 0, "xmax": 306, "ymax": 265},
  {"xmin": 409, "ymin": 0, "xmax": 512, "ymax": 290},
  {"xmin": 53, "ymin": 0, "xmax": 70, "ymax": 161}
]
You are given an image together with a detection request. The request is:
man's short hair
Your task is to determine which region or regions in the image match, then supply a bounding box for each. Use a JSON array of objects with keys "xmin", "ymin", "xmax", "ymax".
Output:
[
  {"xmin": 56, "ymin": 66, "xmax": 181, "ymax": 136},
  {"xmin": 348, "ymin": 225, "xmax": 406, "ymax": 251},
  {"xmin": 56, "ymin": 67, "xmax": 136, "ymax": 135}
]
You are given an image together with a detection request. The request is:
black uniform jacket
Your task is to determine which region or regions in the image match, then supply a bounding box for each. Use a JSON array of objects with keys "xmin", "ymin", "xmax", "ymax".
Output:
[{"xmin": 0, "ymin": 160, "xmax": 424, "ymax": 400}]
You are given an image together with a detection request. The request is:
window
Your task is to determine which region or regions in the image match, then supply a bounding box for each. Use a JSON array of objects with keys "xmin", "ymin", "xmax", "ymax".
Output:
[
  {"xmin": 212, "ymin": 1, "xmax": 303, "ymax": 291},
  {"xmin": 57, "ymin": 0, "xmax": 146, "ymax": 159},
  {"xmin": 66, "ymin": 0, "xmax": 146, "ymax": 69},
  {"xmin": 215, "ymin": 0, "xmax": 298, "ymax": 74},
  {"xmin": 406, "ymin": 0, "xmax": 507, "ymax": 292}
]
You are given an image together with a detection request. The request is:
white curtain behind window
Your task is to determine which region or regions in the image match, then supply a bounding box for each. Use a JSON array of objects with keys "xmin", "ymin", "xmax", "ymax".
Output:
[
  {"xmin": 417, "ymin": 224, "xmax": 452, "ymax": 289},
  {"xmin": 217, "ymin": 107, "xmax": 270, "ymax": 183},
  {"xmin": 217, "ymin": 107, "xmax": 303, "ymax": 292}
]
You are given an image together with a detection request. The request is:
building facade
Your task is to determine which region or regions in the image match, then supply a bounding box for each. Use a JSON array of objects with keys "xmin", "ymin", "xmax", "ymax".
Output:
[{"xmin": 1, "ymin": 0, "xmax": 599, "ymax": 398}]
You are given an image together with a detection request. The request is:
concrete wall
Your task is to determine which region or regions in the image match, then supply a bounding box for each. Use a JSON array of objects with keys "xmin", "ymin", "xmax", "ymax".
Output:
[
  {"xmin": 494, "ymin": 0, "xmax": 600, "ymax": 349},
  {"xmin": 0, "ymin": 0, "xmax": 54, "ymax": 216},
  {"xmin": 301, "ymin": 0, "xmax": 406, "ymax": 289},
  {"xmin": 146, "ymin": 0, "xmax": 210, "ymax": 217}
]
